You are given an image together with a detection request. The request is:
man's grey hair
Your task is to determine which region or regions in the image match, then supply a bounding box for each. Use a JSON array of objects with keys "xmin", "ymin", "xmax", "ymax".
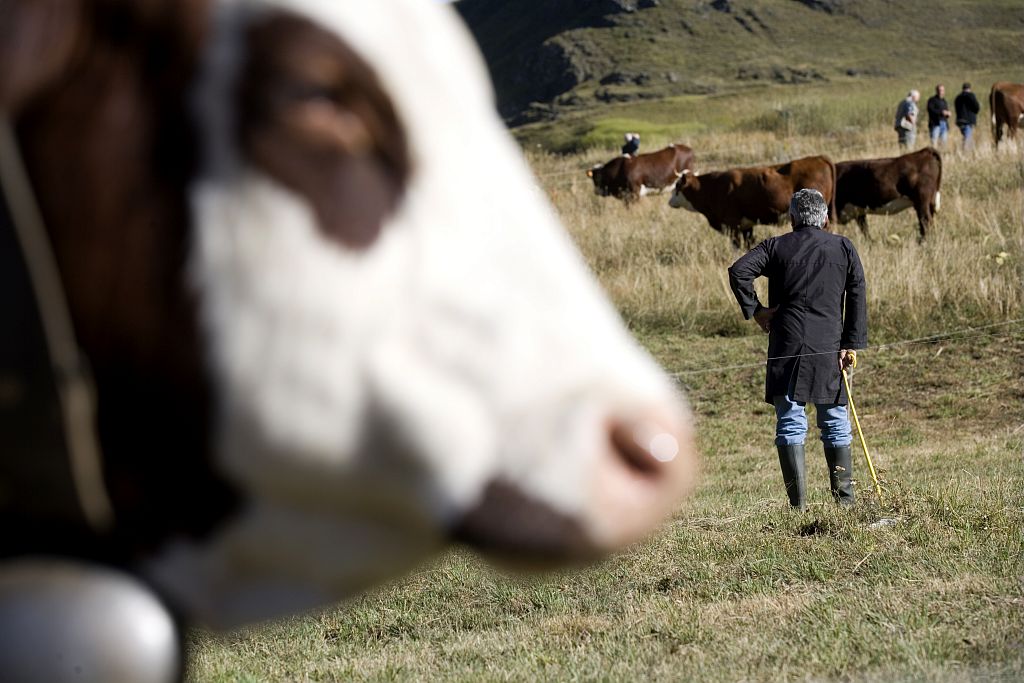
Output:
[
  {"xmin": 908, "ymin": 89, "xmax": 920, "ymax": 99},
  {"xmin": 789, "ymin": 188, "xmax": 828, "ymax": 229}
]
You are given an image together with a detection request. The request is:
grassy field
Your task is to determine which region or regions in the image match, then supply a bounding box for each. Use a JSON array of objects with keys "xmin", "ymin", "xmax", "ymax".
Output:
[{"xmin": 187, "ymin": 84, "xmax": 1023, "ymax": 681}]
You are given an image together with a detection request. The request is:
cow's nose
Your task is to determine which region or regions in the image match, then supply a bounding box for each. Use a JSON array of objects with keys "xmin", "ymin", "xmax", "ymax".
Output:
[
  {"xmin": 609, "ymin": 417, "xmax": 682, "ymax": 475},
  {"xmin": 591, "ymin": 408, "xmax": 697, "ymax": 550}
]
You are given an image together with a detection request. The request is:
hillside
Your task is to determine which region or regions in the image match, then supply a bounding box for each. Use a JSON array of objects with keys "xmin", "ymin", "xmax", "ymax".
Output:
[{"xmin": 455, "ymin": 0, "xmax": 1024, "ymax": 128}]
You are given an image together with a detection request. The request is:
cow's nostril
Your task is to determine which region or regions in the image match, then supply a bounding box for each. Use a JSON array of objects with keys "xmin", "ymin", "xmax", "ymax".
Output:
[
  {"xmin": 593, "ymin": 411, "xmax": 696, "ymax": 550},
  {"xmin": 609, "ymin": 419, "xmax": 680, "ymax": 478}
]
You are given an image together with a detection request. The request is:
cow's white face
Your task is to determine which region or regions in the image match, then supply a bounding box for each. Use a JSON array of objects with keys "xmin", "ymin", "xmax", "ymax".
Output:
[
  {"xmin": 668, "ymin": 173, "xmax": 697, "ymax": 210},
  {"xmin": 145, "ymin": 0, "xmax": 695, "ymax": 628}
]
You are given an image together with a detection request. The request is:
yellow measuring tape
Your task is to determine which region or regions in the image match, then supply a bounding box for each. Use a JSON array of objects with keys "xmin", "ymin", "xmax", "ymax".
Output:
[{"xmin": 841, "ymin": 353, "xmax": 883, "ymax": 501}]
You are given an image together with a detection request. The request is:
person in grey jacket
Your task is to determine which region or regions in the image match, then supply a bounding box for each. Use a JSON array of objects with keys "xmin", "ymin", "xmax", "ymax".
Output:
[
  {"xmin": 728, "ymin": 189, "xmax": 868, "ymax": 509},
  {"xmin": 954, "ymin": 82, "xmax": 981, "ymax": 149},
  {"xmin": 894, "ymin": 90, "xmax": 920, "ymax": 149}
]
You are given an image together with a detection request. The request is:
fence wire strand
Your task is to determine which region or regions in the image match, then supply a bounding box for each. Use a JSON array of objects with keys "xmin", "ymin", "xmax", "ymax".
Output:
[{"xmin": 669, "ymin": 318, "xmax": 1024, "ymax": 379}]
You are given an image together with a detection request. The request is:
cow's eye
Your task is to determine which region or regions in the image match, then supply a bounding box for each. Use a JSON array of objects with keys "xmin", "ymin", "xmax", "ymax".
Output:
[{"xmin": 238, "ymin": 10, "xmax": 411, "ymax": 250}]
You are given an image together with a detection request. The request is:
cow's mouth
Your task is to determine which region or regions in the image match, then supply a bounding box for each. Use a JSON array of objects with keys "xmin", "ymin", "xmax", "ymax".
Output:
[
  {"xmin": 451, "ymin": 480, "xmax": 595, "ymax": 566},
  {"xmin": 452, "ymin": 411, "xmax": 695, "ymax": 566}
]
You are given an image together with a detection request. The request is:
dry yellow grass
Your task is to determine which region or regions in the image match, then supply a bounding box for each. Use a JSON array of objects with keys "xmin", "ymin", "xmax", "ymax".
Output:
[{"xmin": 531, "ymin": 129, "xmax": 1023, "ymax": 339}]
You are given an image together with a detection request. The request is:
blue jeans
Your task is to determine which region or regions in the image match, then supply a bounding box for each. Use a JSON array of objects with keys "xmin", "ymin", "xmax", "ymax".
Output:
[
  {"xmin": 958, "ymin": 124, "xmax": 974, "ymax": 148},
  {"xmin": 929, "ymin": 120, "xmax": 948, "ymax": 146},
  {"xmin": 773, "ymin": 394, "xmax": 852, "ymax": 447}
]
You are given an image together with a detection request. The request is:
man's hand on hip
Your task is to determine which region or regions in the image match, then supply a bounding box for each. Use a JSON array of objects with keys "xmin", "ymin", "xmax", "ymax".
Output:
[
  {"xmin": 753, "ymin": 306, "xmax": 778, "ymax": 334},
  {"xmin": 839, "ymin": 349, "xmax": 857, "ymax": 370}
]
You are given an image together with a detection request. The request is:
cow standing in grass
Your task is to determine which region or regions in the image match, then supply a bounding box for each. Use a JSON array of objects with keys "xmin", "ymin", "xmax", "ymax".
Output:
[
  {"xmin": 990, "ymin": 81, "xmax": 1024, "ymax": 147},
  {"xmin": 587, "ymin": 143, "xmax": 695, "ymax": 203},
  {"xmin": 669, "ymin": 155, "xmax": 837, "ymax": 249},
  {"xmin": 0, "ymin": 1, "xmax": 697, "ymax": 680},
  {"xmin": 835, "ymin": 147, "xmax": 942, "ymax": 241}
]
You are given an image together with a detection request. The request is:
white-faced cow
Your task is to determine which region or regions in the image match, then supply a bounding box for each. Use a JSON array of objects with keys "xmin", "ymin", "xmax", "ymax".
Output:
[
  {"xmin": 835, "ymin": 147, "xmax": 942, "ymax": 241},
  {"xmin": 990, "ymin": 81, "xmax": 1024, "ymax": 147},
  {"xmin": 587, "ymin": 144, "xmax": 695, "ymax": 203},
  {"xmin": 0, "ymin": 1, "xmax": 697, "ymax": 680},
  {"xmin": 668, "ymin": 155, "xmax": 837, "ymax": 249}
]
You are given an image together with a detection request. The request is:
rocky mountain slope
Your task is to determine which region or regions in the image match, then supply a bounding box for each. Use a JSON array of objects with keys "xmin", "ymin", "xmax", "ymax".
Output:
[{"xmin": 454, "ymin": 0, "xmax": 1024, "ymax": 126}]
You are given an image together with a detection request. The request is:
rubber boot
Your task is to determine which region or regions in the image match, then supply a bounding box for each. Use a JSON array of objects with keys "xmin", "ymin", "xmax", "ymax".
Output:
[
  {"xmin": 824, "ymin": 445, "xmax": 855, "ymax": 507},
  {"xmin": 776, "ymin": 444, "xmax": 806, "ymax": 510}
]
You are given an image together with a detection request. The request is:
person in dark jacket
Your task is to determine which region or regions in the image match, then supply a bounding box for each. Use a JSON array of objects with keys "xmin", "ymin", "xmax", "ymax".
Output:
[
  {"xmin": 954, "ymin": 82, "xmax": 981, "ymax": 150},
  {"xmin": 926, "ymin": 84, "xmax": 951, "ymax": 147},
  {"xmin": 621, "ymin": 132, "xmax": 640, "ymax": 156},
  {"xmin": 728, "ymin": 189, "xmax": 868, "ymax": 509}
]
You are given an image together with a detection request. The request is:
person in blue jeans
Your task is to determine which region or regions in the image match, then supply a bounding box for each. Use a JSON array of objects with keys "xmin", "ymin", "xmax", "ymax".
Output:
[
  {"xmin": 954, "ymin": 82, "xmax": 981, "ymax": 150},
  {"xmin": 926, "ymin": 84, "xmax": 951, "ymax": 147},
  {"xmin": 728, "ymin": 189, "xmax": 868, "ymax": 509}
]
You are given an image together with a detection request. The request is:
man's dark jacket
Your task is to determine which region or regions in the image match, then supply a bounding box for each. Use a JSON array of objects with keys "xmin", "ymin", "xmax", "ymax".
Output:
[
  {"xmin": 926, "ymin": 95, "xmax": 950, "ymax": 127},
  {"xmin": 728, "ymin": 226, "xmax": 868, "ymax": 405},
  {"xmin": 954, "ymin": 90, "xmax": 980, "ymax": 127}
]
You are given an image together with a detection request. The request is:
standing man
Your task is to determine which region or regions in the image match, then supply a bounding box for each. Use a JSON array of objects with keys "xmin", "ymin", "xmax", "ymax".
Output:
[
  {"xmin": 926, "ymin": 84, "xmax": 951, "ymax": 147},
  {"xmin": 894, "ymin": 89, "xmax": 920, "ymax": 149},
  {"xmin": 954, "ymin": 82, "xmax": 981, "ymax": 150},
  {"xmin": 727, "ymin": 189, "xmax": 868, "ymax": 509}
]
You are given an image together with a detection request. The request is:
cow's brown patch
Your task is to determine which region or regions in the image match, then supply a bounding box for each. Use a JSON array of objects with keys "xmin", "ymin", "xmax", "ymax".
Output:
[
  {"xmin": 0, "ymin": 0, "xmax": 83, "ymax": 110},
  {"xmin": 7, "ymin": 0, "xmax": 239, "ymax": 561},
  {"xmin": 239, "ymin": 11, "xmax": 411, "ymax": 250}
]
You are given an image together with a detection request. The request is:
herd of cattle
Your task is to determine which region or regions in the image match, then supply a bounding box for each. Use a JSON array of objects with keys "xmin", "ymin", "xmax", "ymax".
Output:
[
  {"xmin": 588, "ymin": 143, "xmax": 942, "ymax": 247},
  {"xmin": 587, "ymin": 81, "xmax": 1024, "ymax": 248}
]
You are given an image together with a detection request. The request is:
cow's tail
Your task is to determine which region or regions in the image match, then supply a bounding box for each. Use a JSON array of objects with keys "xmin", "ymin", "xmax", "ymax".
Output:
[
  {"xmin": 930, "ymin": 147, "xmax": 942, "ymax": 213},
  {"xmin": 825, "ymin": 155, "xmax": 837, "ymax": 225}
]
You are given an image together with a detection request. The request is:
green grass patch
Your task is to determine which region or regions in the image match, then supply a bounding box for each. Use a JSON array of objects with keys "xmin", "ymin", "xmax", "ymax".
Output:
[{"xmin": 187, "ymin": 332, "xmax": 1024, "ymax": 683}]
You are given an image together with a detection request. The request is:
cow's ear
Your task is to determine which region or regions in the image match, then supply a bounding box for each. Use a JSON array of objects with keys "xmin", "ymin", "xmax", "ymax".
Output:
[
  {"xmin": 0, "ymin": 0, "xmax": 82, "ymax": 111},
  {"xmin": 238, "ymin": 11, "xmax": 411, "ymax": 250}
]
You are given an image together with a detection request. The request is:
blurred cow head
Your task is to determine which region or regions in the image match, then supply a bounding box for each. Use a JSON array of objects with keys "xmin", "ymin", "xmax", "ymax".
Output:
[
  {"xmin": 1, "ymin": 0, "xmax": 696, "ymax": 629},
  {"xmin": 586, "ymin": 158, "xmax": 623, "ymax": 197}
]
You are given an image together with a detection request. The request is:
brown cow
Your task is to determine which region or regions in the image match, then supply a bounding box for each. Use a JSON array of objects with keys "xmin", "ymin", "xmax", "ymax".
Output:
[
  {"xmin": 668, "ymin": 155, "xmax": 837, "ymax": 248},
  {"xmin": 0, "ymin": 1, "xmax": 696, "ymax": 679},
  {"xmin": 587, "ymin": 144, "xmax": 695, "ymax": 202},
  {"xmin": 990, "ymin": 82, "xmax": 1024, "ymax": 147},
  {"xmin": 836, "ymin": 148, "xmax": 942, "ymax": 241}
]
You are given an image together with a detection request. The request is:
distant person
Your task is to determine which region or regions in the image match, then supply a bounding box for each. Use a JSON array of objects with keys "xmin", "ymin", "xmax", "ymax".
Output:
[
  {"xmin": 621, "ymin": 132, "xmax": 640, "ymax": 156},
  {"xmin": 894, "ymin": 90, "xmax": 920, "ymax": 149},
  {"xmin": 727, "ymin": 189, "xmax": 868, "ymax": 510},
  {"xmin": 926, "ymin": 84, "xmax": 951, "ymax": 147},
  {"xmin": 954, "ymin": 82, "xmax": 981, "ymax": 150}
]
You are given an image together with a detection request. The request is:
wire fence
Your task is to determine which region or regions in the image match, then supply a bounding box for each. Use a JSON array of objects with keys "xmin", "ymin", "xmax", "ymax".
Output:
[{"xmin": 668, "ymin": 318, "xmax": 1024, "ymax": 379}]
